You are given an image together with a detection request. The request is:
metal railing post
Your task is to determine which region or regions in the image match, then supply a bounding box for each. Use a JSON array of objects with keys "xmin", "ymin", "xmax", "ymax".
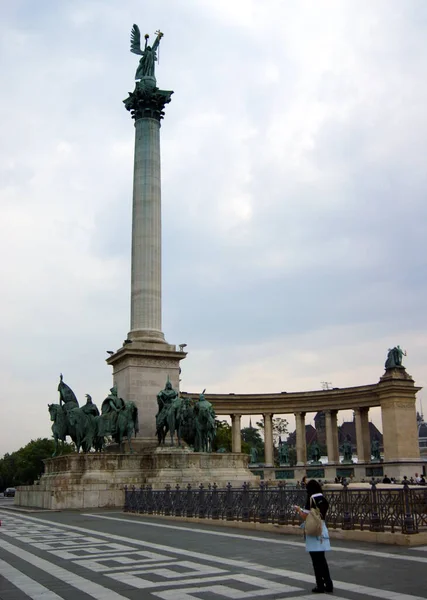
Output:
[
  {"xmin": 241, "ymin": 482, "xmax": 250, "ymax": 522},
  {"xmin": 198, "ymin": 483, "xmax": 206, "ymax": 519},
  {"xmin": 278, "ymin": 481, "xmax": 285, "ymax": 525},
  {"xmin": 140, "ymin": 485, "xmax": 147, "ymax": 513},
  {"xmin": 146, "ymin": 484, "xmax": 153, "ymax": 515},
  {"xmin": 164, "ymin": 484, "xmax": 171, "ymax": 516},
  {"xmin": 212, "ymin": 483, "xmax": 219, "ymax": 520},
  {"xmin": 124, "ymin": 485, "xmax": 129, "ymax": 512},
  {"xmin": 174, "ymin": 484, "xmax": 181, "ymax": 517},
  {"xmin": 226, "ymin": 482, "xmax": 234, "ymax": 521},
  {"xmin": 186, "ymin": 483, "xmax": 193, "ymax": 518},
  {"xmin": 369, "ymin": 480, "xmax": 383, "ymax": 532},
  {"xmin": 342, "ymin": 481, "xmax": 352, "ymax": 530},
  {"xmin": 403, "ymin": 480, "xmax": 416, "ymax": 534},
  {"xmin": 259, "ymin": 481, "xmax": 267, "ymax": 523}
]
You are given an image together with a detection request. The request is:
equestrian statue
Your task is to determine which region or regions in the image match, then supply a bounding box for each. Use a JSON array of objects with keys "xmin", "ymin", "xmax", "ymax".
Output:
[
  {"xmin": 48, "ymin": 375, "xmax": 138, "ymax": 456},
  {"xmin": 156, "ymin": 380, "xmax": 216, "ymax": 452}
]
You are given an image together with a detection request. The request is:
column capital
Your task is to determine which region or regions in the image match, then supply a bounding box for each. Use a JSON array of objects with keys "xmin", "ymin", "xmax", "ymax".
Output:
[
  {"xmin": 124, "ymin": 81, "xmax": 173, "ymax": 121},
  {"xmin": 353, "ymin": 407, "xmax": 369, "ymax": 416},
  {"xmin": 324, "ymin": 409, "xmax": 337, "ymax": 416},
  {"xmin": 294, "ymin": 411, "xmax": 306, "ymax": 418}
]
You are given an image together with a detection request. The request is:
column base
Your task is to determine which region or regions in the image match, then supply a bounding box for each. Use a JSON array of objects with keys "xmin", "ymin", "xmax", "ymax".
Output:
[
  {"xmin": 128, "ymin": 329, "xmax": 167, "ymax": 344},
  {"xmin": 106, "ymin": 340, "xmax": 187, "ymax": 448}
]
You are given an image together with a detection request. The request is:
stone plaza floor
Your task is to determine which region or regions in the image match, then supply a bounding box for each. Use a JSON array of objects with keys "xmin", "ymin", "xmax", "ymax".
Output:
[{"xmin": 0, "ymin": 500, "xmax": 426, "ymax": 600}]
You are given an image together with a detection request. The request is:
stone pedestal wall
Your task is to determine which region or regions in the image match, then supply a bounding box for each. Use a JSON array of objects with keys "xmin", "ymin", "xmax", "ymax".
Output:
[{"xmin": 15, "ymin": 450, "xmax": 259, "ymax": 510}]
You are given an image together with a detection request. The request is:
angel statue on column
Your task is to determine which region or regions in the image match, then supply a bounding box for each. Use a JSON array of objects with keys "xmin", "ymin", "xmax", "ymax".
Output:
[{"xmin": 130, "ymin": 24, "xmax": 164, "ymax": 80}]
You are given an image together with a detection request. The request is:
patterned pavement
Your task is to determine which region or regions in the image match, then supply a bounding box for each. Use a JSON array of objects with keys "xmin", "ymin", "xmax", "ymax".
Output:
[{"xmin": 0, "ymin": 508, "xmax": 426, "ymax": 600}]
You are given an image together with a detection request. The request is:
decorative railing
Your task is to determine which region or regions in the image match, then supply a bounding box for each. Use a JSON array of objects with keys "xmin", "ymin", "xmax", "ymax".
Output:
[{"xmin": 124, "ymin": 481, "xmax": 427, "ymax": 534}]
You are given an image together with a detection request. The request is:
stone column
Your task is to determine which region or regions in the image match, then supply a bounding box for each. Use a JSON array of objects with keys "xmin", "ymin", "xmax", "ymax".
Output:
[
  {"xmin": 106, "ymin": 77, "xmax": 182, "ymax": 449},
  {"xmin": 295, "ymin": 412, "xmax": 307, "ymax": 466},
  {"xmin": 263, "ymin": 413, "xmax": 274, "ymax": 466},
  {"xmin": 379, "ymin": 367, "xmax": 421, "ymax": 461},
  {"xmin": 354, "ymin": 407, "xmax": 371, "ymax": 462},
  {"xmin": 231, "ymin": 414, "xmax": 242, "ymax": 453},
  {"xmin": 123, "ymin": 77, "xmax": 173, "ymax": 344},
  {"xmin": 325, "ymin": 410, "xmax": 339, "ymax": 463},
  {"xmin": 130, "ymin": 117, "xmax": 164, "ymax": 342}
]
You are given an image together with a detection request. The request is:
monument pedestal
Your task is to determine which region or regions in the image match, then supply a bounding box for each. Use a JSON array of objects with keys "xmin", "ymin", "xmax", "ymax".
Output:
[
  {"xmin": 15, "ymin": 450, "xmax": 259, "ymax": 510},
  {"xmin": 379, "ymin": 367, "xmax": 421, "ymax": 462},
  {"xmin": 107, "ymin": 341, "xmax": 186, "ymax": 447}
]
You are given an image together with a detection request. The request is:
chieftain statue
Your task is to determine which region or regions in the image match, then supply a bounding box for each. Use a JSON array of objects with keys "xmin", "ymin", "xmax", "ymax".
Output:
[
  {"xmin": 193, "ymin": 390, "xmax": 216, "ymax": 452},
  {"xmin": 156, "ymin": 377, "xmax": 178, "ymax": 444},
  {"xmin": 278, "ymin": 441, "xmax": 290, "ymax": 464},
  {"xmin": 309, "ymin": 441, "xmax": 322, "ymax": 464},
  {"xmin": 249, "ymin": 446, "xmax": 258, "ymax": 464},
  {"xmin": 371, "ymin": 439, "xmax": 381, "ymax": 461},
  {"xmin": 341, "ymin": 437, "xmax": 353, "ymax": 463},
  {"xmin": 101, "ymin": 385, "xmax": 126, "ymax": 437}
]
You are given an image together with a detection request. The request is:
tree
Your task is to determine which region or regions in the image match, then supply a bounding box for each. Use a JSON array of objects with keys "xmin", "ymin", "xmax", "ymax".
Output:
[
  {"xmin": 256, "ymin": 417, "xmax": 289, "ymax": 446},
  {"xmin": 0, "ymin": 438, "xmax": 74, "ymax": 490},
  {"xmin": 213, "ymin": 420, "xmax": 232, "ymax": 452},
  {"xmin": 241, "ymin": 427, "xmax": 264, "ymax": 460},
  {"xmin": 241, "ymin": 427, "xmax": 264, "ymax": 447}
]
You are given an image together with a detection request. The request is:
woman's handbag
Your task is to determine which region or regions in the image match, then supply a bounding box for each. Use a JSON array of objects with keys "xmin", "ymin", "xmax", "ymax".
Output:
[{"xmin": 305, "ymin": 496, "xmax": 323, "ymax": 537}]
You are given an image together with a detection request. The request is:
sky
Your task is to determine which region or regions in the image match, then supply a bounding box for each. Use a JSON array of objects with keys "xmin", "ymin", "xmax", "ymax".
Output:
[{"xmin": 1, "ymin": 0, "xmax": 427, "ymax": 456}]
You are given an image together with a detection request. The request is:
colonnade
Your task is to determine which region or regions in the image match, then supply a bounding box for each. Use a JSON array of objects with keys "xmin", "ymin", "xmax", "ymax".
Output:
[
  {"xmin": 185, "ymin": 367, "xmax": 422, "ymax": 474},
  {"xmin": 232, "ymin": 408, "xmax": 372, "ymax": 466}
]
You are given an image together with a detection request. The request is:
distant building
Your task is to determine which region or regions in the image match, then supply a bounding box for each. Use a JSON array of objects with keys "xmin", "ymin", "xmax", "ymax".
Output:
[
  {"xmin": 339, "ymin": 417, "xmax": 383, "ymax": 452},
  {"xmin": 287, "ymin": 411, "xmax": 383, "ymax": 453},
  {"xmin": 287, "ymin": 424, "xmax": 317, "ymax": 447}
]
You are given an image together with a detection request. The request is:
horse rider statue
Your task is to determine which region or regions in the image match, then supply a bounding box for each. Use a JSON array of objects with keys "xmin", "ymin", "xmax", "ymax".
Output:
[{"xmin": 156, "ymin": 377, "xmax": 178, "ymax": 443}]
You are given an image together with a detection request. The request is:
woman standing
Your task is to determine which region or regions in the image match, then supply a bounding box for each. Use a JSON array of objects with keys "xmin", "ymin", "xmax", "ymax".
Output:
[{"xmin": 295, "ymin": 479, "xmax": 333, "ymax": 594}]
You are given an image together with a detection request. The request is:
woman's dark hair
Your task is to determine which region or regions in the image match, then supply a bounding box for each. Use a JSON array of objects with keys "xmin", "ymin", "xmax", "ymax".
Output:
[{"xmin": 306, "ymin": 479, "xmax": 323, "ymax": 497}]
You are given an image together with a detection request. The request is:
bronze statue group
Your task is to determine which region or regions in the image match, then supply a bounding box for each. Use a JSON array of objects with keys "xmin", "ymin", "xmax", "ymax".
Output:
[
  {"xmin": 48, "ymin": 375, "xmax": 216, "ymax": 456},
  {"xmin": 155, "ymin": 379, "xmax": 216, "ymax": 452},
  {"xmin": 48, "ymin": 375, "xmax": 139, "ymax": 455}
]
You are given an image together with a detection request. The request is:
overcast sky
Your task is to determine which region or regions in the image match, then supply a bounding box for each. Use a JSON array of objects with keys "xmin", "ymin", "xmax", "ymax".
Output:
[{"xmin": 1, "ymin": 0, "xmax": 427, "ymax": 456}]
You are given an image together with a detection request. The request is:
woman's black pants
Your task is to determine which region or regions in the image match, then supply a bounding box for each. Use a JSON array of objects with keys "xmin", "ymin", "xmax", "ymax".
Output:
[{"xmin": 309, "ymin": 551, "xmax": 333, "ymax": 591}]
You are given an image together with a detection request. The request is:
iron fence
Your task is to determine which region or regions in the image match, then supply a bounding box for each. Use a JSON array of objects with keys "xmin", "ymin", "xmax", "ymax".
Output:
[{"xmin": 124, "ymin": 481, "xmax": 427, "ymax": 534}]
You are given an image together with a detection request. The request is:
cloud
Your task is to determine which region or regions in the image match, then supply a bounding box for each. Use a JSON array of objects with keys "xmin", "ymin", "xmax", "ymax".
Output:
[{"xmin": 0, "ymin": 0, "xmax": 426, "ymax": 455}]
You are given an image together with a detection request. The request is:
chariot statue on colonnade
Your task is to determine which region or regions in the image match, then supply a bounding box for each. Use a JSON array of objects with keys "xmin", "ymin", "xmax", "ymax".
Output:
[{"xmin": 385, "ymin": 345, "xmax": 406, "ymax": 369}]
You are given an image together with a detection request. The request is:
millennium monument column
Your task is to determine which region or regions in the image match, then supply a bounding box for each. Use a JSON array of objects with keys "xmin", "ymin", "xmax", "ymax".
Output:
[{"xmin": 107, "ymin": 25, "xmax": 186, "ymax": 447}]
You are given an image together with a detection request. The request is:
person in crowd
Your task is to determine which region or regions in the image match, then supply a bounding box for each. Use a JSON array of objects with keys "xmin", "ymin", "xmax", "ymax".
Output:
[
  {"xmin": 382, "ymin": 474, "xmax": 391, "ymax": 484},
  {"xmin": 294, "ymin": 479, "xmax": 333, "ymax": 594}
]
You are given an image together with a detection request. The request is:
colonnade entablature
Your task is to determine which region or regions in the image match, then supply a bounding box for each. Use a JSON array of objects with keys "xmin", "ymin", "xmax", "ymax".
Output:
[{"xmin": 181, "ymin": 367, "xmax": 421, "ymax": 472}]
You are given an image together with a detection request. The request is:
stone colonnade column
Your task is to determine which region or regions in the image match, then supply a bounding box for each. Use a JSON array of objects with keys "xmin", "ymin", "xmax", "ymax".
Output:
[
  {"xmin": 325, "ymin": 409, "xmax": 339, "ymax": 463},
  {"xmin": 354, "ymin": 407, "xmax": 371, "ymax": 462},
  {"xmin": 263, "ymin": 413, "xmax": 274, "ymax": 466},
  {"xmin": 295, "ymin": 412, "xmax": 307, "ymax": 465},
  {"xmin": 231, "ymin": 414, "xmax": 242, "ymax": 453}
]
